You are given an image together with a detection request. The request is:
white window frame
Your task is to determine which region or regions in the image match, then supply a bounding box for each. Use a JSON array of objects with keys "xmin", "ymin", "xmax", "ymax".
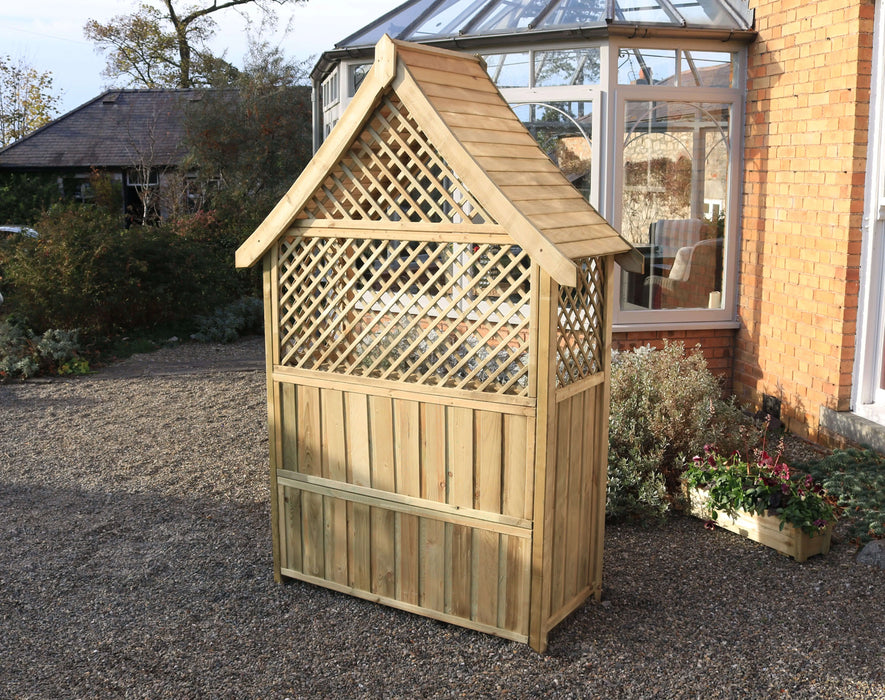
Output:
[{"xmin": 607, "ymin": 39, "xmax": 745, "ymax": 327}]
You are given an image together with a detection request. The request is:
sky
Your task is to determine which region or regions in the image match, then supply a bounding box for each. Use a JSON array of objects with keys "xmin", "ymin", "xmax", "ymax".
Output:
[{"xmin": 0, "ymin": 0, "xmax": 399, "ymax": 115}]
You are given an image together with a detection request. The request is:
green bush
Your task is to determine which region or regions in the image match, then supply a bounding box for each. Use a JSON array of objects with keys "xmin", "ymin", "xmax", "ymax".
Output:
[
  {"xmin": 0, "ymin": 319, "xmax": 89, "ymax": 380},
  {"xmin": 606, "ymin": 341, "xmax": 763, "ymax": 523},
  {"xmin": 2, "ymin": 204, "xmax": 250, "ymax": 336},
  {"xmin": 191, "ymin": 296, "xmax": 263, "ymax": 343},
  {"xmin": 0, "ymin": 172, "xmax": 60, "ymax": 225}
]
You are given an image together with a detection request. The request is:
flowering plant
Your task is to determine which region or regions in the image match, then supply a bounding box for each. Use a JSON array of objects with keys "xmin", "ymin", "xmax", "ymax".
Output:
[{"xmin": 683, "ymin": 445, "xmax": 836, "ymax": 537}]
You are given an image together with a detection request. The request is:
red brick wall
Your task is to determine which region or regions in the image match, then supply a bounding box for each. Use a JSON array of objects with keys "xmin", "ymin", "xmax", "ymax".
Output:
[{"xmin": 736, "ymin": 0, "xmax": 874, "ymax": 441}]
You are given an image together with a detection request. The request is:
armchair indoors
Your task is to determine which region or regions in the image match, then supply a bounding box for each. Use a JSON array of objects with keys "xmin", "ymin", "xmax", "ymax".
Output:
[{"xmin": 645, "ymin": 237, "xmax": 723, "ymax": 309}]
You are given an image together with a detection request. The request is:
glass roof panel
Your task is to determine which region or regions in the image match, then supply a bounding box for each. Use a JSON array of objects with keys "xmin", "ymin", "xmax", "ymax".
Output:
[
  {"xmin": 614, "ymin": 0, "xmax": 672, "ymax": 24},
  {"xmin": 670, "ymin": 0, "xmax": 734, "ymax": 26},
  {"xmin": 536, "ymin": 0, "xmax": 607, "ymax": 28},
  {"xmin": 406, "ymin": 0, "xmax": 492, "ymax": 39},
  {"xmin": 335, "ymin": 0, "xmax": 753, "ymax": 48},
  {"xmin": 336, "ymin": 0, "xmax": 438, "ymax": 48},
  {"xmin": 470, "ymin": 0, "xmax": 551, "ymax": 34}
]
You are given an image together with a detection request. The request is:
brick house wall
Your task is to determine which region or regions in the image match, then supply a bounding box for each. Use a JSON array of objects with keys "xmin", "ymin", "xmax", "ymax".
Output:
[{"xmin": 735, "ymin": 0, "xmax": 875, "ymax": 441}]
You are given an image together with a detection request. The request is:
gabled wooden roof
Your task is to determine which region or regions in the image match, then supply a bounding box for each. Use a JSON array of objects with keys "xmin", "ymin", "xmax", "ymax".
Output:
[{"xmin": 236, "ymin": 36, "xmax": 636, "ymax": 286}]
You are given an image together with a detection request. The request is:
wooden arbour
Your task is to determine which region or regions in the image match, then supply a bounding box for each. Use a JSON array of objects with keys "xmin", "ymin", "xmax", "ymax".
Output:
[{"xmin": 236, "ymin": 36, "xmax": 636, "ymax": 652}]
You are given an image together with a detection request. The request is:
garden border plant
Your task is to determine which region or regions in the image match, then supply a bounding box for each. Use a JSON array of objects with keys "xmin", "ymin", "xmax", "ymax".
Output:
[{"xmin": 606, "ymin": 341, "xmax": 765, "ymax": 524}]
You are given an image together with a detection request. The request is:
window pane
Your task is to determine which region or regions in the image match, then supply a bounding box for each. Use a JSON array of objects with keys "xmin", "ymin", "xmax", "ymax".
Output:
[
  {"xmin": 483, "ymin": 52, "xmax": 531, "ymax": 88},
  {"xmin": 674, "ymin": 0, "xmax": 736, "ymax": 26},
  {"xmin": 534, "ymin": 48, "xmax": 601, "ymax": 86},
  {"xmin": 536, "ymin": 0, "xmax": 607, "ymax": 27},
  {"xmin": 512, "ymin": 102, "xmax": 593, "ymax": 201},
  {"xmin": 617, "ymin": 48, "xmax": 677, "ymax": 85},
  {"xmin": 472, "ymin": 0, "xmax": 550, "ymax": 33},
  {"xmin": 619, "ymin": 101, "xmax": 730, "ymax": 311},
  {"xmin": 681, "ymin": 51, "xmax": 734, "ymax": 87},
  {"xmin": 339, "ymin": 0, "xmax": 437, "ymax": 46},
  {"xmin": 407, "ymin": 0, "xmax": 490, "ymax": 39},
  {"xmin": 614, "ymin": 0, "xmax": 671, "ymax": 24}
]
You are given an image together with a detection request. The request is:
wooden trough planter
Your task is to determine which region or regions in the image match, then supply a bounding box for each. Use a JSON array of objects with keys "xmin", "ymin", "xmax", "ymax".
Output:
[
  {"xmin": 686, "ymin": 487, "xmax": 833, "ymax": 562},
  {"xmin": 236, "ymin": 36, "xmax": 638, "ymax": 652}
]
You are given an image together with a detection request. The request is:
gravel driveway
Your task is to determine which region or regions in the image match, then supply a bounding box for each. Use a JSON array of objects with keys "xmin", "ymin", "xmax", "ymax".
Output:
[{"xmin": 1, "ymin": 338, "xmax": 883, "ymax": 699}]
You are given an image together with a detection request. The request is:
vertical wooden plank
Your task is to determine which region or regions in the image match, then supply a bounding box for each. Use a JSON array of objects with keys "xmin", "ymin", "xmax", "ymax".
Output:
[
  {"xmin": 475, "ymin": 410, "xmax": 503, "ymax": 513},
  {"xmin": 279, "ymin": 383, "xmax": 298, "ymax": 471},
  {"xmin": 298, "ymin": 386, "xmax": 324, "ymax": 578},
  {"xmin": 322, "ymin": 389, "xmax": 348, "ymax": 585},
  {"xmin": 394, "ymin": 399, "xmax": 421, "ymax": 496},
  {"xmin": 264, "ymin": 252, "xmax": 284, "ymax": 582},
  {"xmin": 591, "ymin": 257, "xmax": 615, "ymax": 600},
  {"xmin": 474, "ymin": 410, "xmax": 502, "ymax": 626},
  {"xmin": 281, "ymin": 486, "xmax": 303, "ymax": 573},
  {"xmin": 450, "ymin": 524, "xmax": 472, "ymax": 618},
  {"xmin": 448, "ymin": 406, "xmax": 474, "ymax": 508},
  {"xmin": 394, "ymin": 399, "xmax": 421, "ymax": 605},
  {"xmin": 297, "ymin": 386, "xmax": 322, "ymax": 476},
  {"xmin": 419, "ymin": 404, "xmax": 446, "ymax": 611},
  {"xmin": 565, "ymin": 393, "xmax": 585, "ymax": 600},
  {"xmin": 346, "ymin": 392, "xmax": 372, "ymax": 591},
  {"xmin": 578, "ymin": 387, "xmax": 597, "ymax": 592},
  {"xmin": 529, "ymin": 269, "xmax": 559, "ymax": 653},
  {"xmin": 370, "ymin": 395, "xmax": 396, "ymax": 597},
  {"xmin": 502, "ymin": 535, "xmax": 531, "ymax": 635},
  {"xmin": 550, "ymin": 396, "xmax": 571, "ymax": 613},
  {"xmin": 448, "ymin": 406, "xmax": 473, "ymax": 618},
  {"xmin": 502, "ymin": 414, "xmax": 529, "ymax": 519}
]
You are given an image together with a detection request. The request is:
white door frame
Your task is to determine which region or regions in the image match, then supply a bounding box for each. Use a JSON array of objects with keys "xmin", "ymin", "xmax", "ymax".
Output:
[{"xmin": 854, "ymin": 0, "xmax": 885, "ymax": 420}]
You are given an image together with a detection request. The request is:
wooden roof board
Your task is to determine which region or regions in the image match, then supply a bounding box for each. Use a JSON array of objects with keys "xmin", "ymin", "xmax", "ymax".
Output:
[{"xmin": 236, "ymin": 36, "xmax": 634, "ymax": 285}]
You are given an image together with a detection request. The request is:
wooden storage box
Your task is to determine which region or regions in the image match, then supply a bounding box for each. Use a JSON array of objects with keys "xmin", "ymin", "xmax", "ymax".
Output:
[{"xmin": 236, "ymin": 37, "xmax": 637, "ymax": 652}]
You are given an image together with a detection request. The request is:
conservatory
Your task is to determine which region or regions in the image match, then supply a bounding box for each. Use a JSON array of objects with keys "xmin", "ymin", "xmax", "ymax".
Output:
[{"xmin": 311, "ymin": 0, "xmax": 756, "ymax": 332}]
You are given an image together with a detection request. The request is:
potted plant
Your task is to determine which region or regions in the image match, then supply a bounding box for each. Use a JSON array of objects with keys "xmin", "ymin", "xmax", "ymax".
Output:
[{"xmin": 683, "ymin": 445, "xmax": 836, "ymax": 562}]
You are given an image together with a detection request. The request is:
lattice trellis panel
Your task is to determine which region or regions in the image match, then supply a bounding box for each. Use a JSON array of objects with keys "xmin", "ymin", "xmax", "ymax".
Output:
[
  {"xmin": 277, "ymin": 236, "xmax": 532, "ymax": 395},
  {"xmin": 300, "ymin": 93, "xmax": 495, "ymax": 225},
  {"xmin": 557, "ymin": 257, "xmax": 606, "ymax": 386}
]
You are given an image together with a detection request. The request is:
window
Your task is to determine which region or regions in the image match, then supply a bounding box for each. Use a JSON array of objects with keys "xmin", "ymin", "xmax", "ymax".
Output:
[
  {"xmin": 322, "ymin": 69, "xmax": 339, "ymax": 108},
  {"xmin": 618, "ymin": 100, "xmax": 730, "ymax": 311},
  {"xmin": 511, "ymin": 102, "xmax": 594, "ymax": 202}
]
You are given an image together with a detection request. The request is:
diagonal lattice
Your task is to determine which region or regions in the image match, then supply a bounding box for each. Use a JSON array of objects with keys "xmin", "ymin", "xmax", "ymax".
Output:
[
  {"xmin": 299, "ymin": 92, "xmax": 495, "ymax": 224},
  {"xmin": 278, "ymin": 236, "xmax": 531, "ymax": 395},
  {"xmin": 556, "ymin": 257, "xmax": 606, "ymax": 386}
]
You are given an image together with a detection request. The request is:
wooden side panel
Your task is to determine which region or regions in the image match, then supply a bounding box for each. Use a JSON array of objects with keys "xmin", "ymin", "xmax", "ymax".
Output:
[{"xmin": 542, "ymin": 383, "xmax": 607, "ymax": 633}]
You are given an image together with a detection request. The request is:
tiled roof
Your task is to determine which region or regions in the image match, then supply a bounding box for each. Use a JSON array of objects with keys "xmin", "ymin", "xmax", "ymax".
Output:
[{"xmin": 0, "ymin": 89, "xmax": 224, "ymax": 170}]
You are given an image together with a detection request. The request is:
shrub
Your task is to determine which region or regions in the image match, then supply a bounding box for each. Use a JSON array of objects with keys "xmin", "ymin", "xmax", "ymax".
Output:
[
  {"xmin": 0, "ymin": 172, "xmax": 60, "ymax": 224},
  {"xmin": 606, "ymin": 341, "xmax": 763, "ymax": 522},
  {"xmin": 191, "ymin": 296, "xmax": 263, "ymax": 343},
  {"xmin": 2, "ymin": 204, "xmax": 247, "ymax": 336},
  {"xmin": 0, "ymin": 319, "xmax": 89, "ymax": 380}
]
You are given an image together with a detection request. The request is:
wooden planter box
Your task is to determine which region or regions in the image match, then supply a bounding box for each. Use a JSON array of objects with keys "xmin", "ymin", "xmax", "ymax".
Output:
[{"xmin": 687, "ymin": 487, "xmax": 833, "ymax": 562}]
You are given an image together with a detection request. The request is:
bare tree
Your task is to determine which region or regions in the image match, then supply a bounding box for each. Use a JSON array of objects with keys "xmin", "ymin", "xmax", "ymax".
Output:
[{"xmin": 85, "ymin": 0, "xmax": 308, "ymax": 89}]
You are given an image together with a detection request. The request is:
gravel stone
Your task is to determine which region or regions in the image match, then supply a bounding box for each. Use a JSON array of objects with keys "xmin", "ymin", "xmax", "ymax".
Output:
[{"xmin": 1, "ymin": 337, "xmax": 883, "ymax": 699}]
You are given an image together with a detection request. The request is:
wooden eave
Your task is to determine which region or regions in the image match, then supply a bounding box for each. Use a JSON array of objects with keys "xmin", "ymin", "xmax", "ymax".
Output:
[{"xmin": 236, "ymin": 36, "xmax": 638, "ymax": 285}]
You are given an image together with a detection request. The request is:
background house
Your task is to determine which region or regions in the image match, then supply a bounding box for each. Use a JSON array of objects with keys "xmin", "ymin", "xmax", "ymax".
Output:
[
  {"xmin": 306, "ymin": 0, "xmax": 885, "ymax": 451},
  {"xmin": 0, "ymin": 89, "xmax": 217, "ymax": 223}
]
